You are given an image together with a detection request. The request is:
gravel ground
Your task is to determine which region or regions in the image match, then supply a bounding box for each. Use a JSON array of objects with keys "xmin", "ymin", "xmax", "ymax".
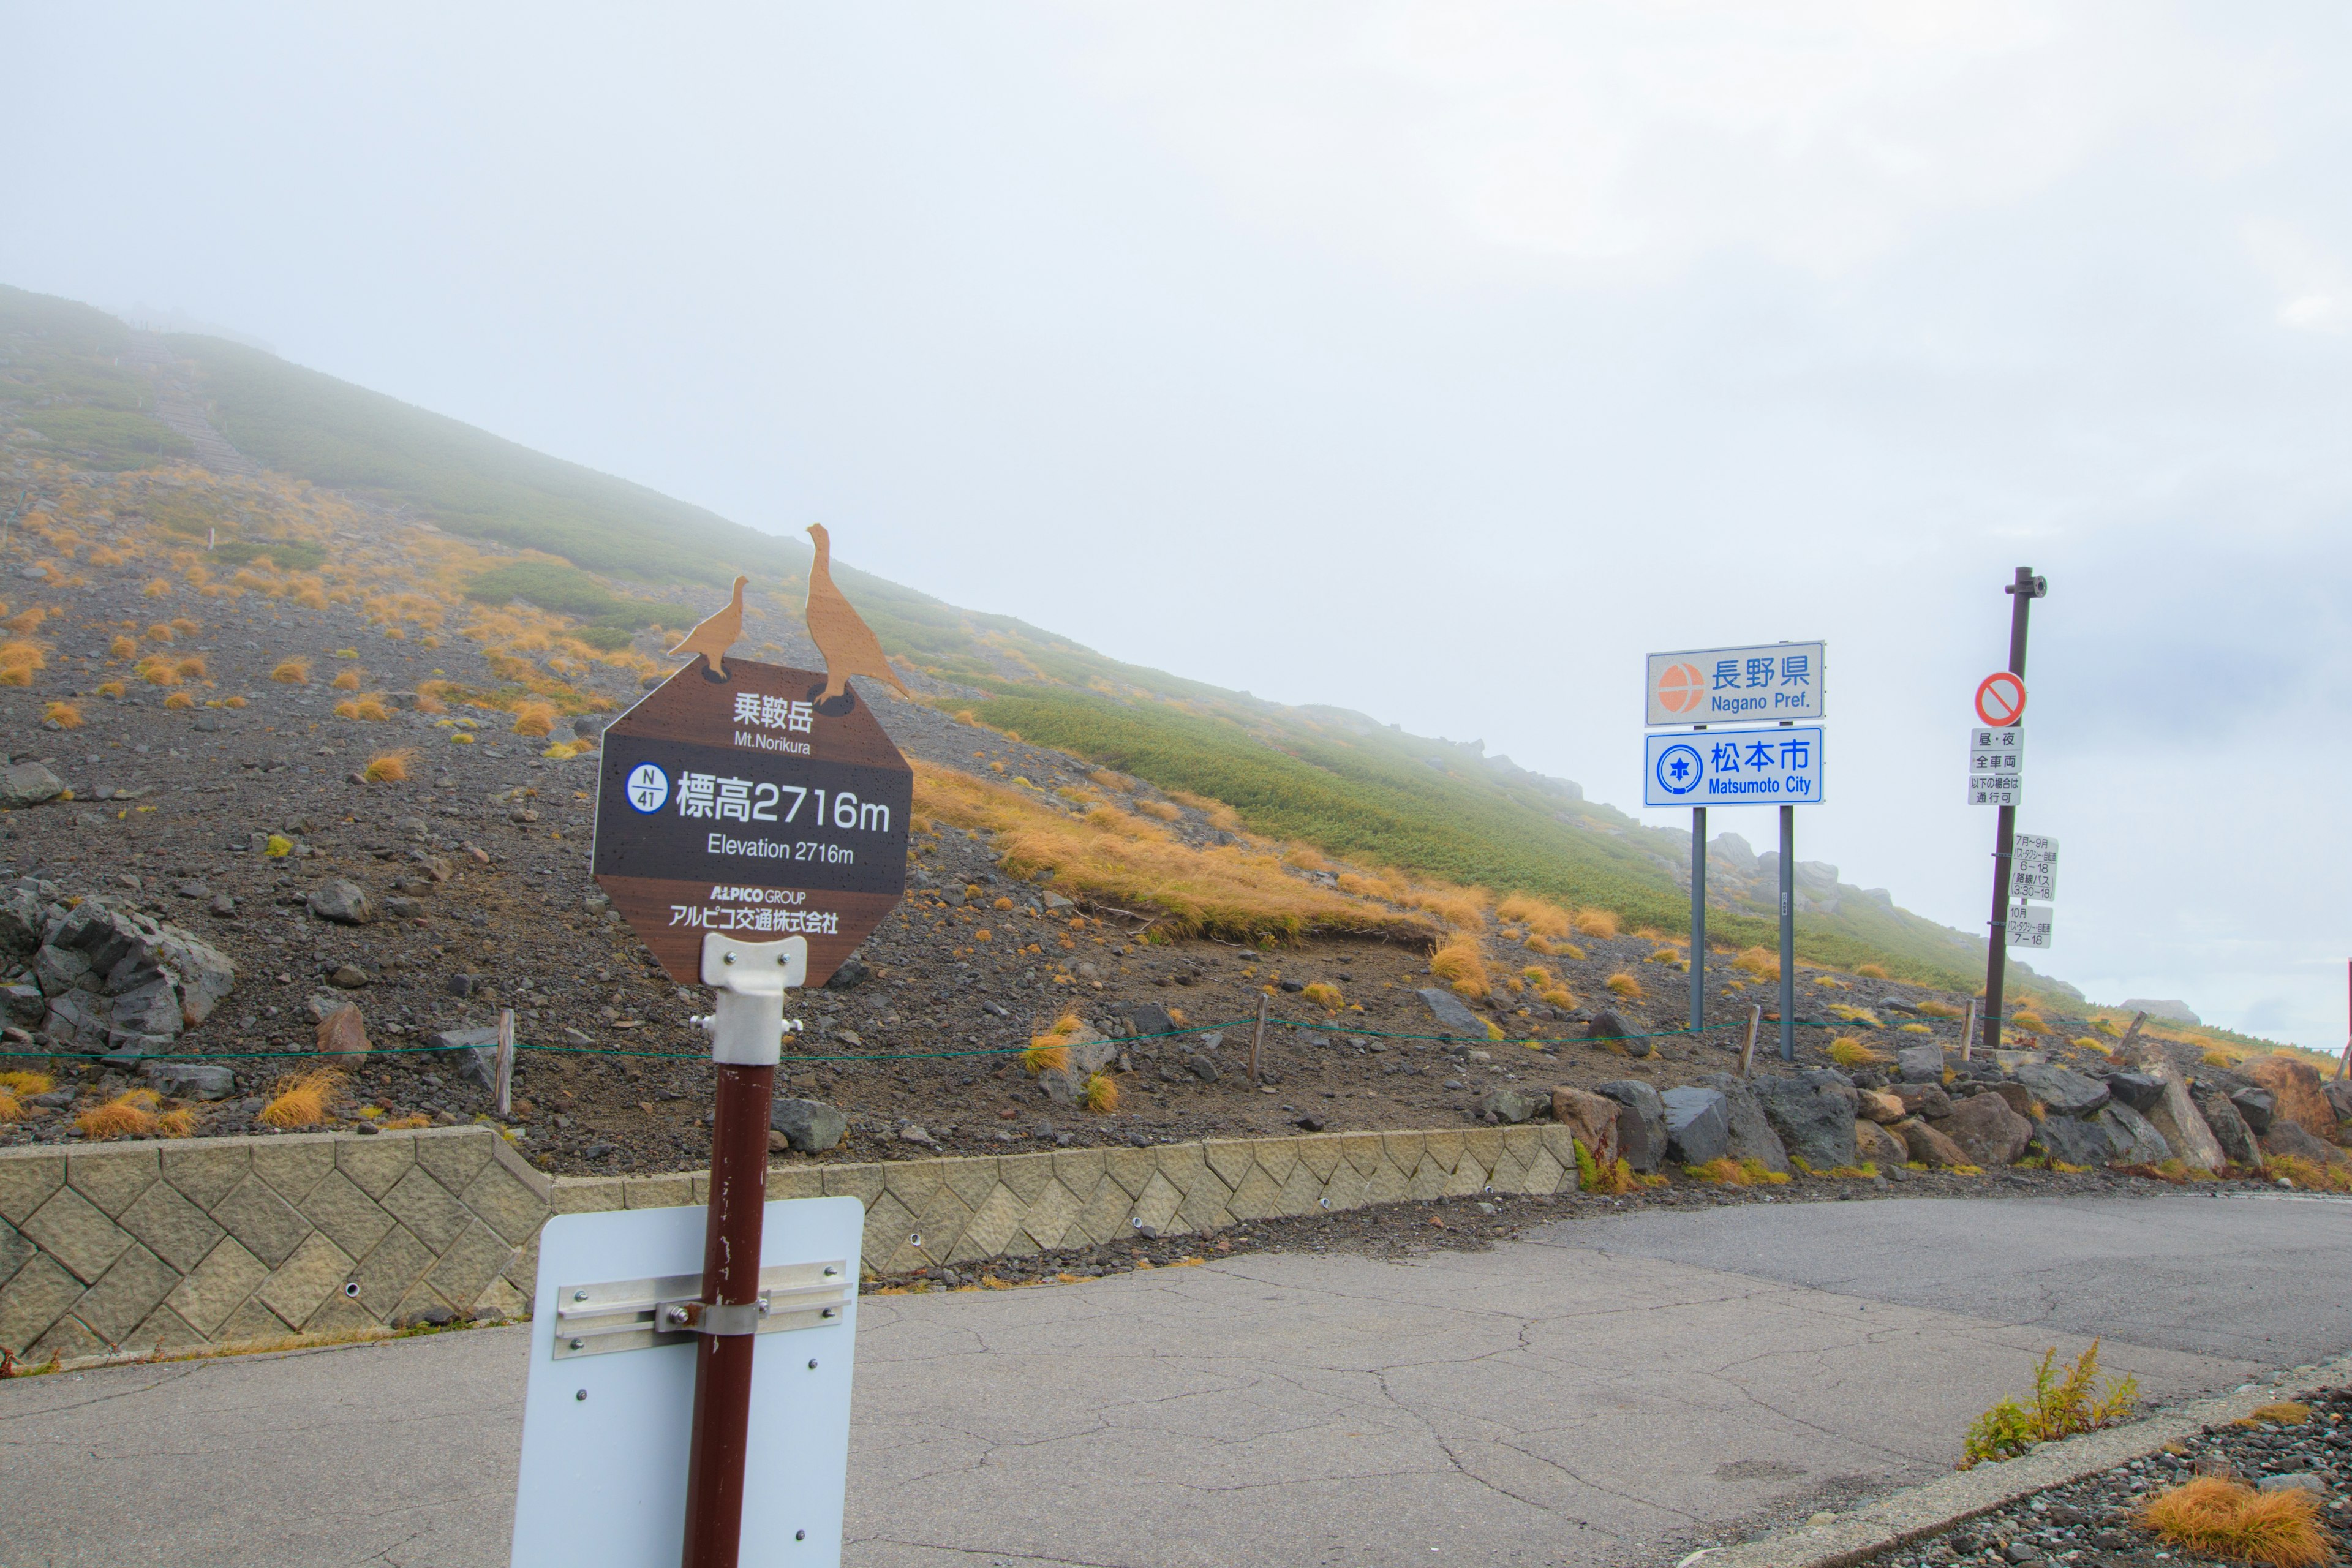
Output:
[{"xmin": 1824, "ymin": 1387, "xmax": 2352, "ymax": 1568}]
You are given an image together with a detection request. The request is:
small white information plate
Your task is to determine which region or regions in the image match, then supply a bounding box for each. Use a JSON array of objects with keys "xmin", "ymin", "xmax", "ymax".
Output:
[
  {"xmin": 510, "ymin": 1197, "xmax": 864, "ymax": 1568},
  {"xmin": 2005, "ymin": 902, "xmax": 2054, "ymax": 949},
  {"xmin": 2011, "ymin": 834, "xmax": 2059, "ymax": 901},
  {"xmin": 1967, "ymin": 728, "xmax": 2026, "ymax": 805},
  {"xmin": 1645, "ymin": 725, "xmax": 1823, "ymax": 807}
]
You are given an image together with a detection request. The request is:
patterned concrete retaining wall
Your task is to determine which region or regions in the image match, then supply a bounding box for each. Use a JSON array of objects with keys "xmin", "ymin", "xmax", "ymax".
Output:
[{"xmin": 1, "ymin": 1121, "xmax": 1581, "ymax": 1361}]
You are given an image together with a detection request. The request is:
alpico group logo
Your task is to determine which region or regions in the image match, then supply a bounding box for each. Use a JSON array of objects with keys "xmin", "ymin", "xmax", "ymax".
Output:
[{"xmin": 1654, "ymin": 661, "xmax": 1705, "ymax": 716}]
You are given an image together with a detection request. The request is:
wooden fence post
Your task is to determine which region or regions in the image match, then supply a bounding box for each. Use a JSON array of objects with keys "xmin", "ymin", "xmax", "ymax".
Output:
[
  {"xmin": 496, "ymin": 1008, "xmax": 516, "ymax": 1118},
  {"xmin": 1248, "ymin": 993, "xmax": 1268, "ymax": 1087}
]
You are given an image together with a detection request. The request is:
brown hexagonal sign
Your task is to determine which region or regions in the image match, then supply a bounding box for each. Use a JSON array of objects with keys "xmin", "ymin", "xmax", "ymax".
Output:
[{"xmin": 592, "ymin": 658, "xmax": 911, "ymax": 986}]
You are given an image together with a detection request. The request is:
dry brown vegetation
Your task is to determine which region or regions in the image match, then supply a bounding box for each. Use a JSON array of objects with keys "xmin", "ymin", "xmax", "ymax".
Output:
[
  {"xmin": 913, "ymin": 761, "xmax": 1438, "ymax": 946},
  {"xmin": 2138, "ymin": 1479, "xmax": 2329, "ymax": 1568},
  {"xmin": 261, "ymin": 1069, "xmax": 343, "ymax": 1129}
]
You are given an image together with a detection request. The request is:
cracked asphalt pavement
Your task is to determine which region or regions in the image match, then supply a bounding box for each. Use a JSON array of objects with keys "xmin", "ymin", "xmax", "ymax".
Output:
[{"xmin": 6, "ymin": 1193, "xmax": 2348, "ymax": 1567}]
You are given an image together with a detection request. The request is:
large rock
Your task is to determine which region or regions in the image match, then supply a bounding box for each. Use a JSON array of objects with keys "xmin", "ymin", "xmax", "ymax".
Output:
[
  {"xmin": 2326, "ymin": 1082, "xmax": 2352, "ymax": 1126},
  {"xmin": 1890, "ymin": 1080, "xmax": 1954, "ymax": 1120},
  {"xmin": 143, "ymin": 1060, "xmax": 236, "ymax": 1101},
  {"xmin": 306, "ymin": 880, "xmax": 377, "ymax": 925},
  {"xmin": 2143, "ymin": 1063, "xmax": 2225, "ymax": 1172},
  {"xmin": 2101, "ymin": 1072, "xmax": 2165, "ymax": 1113},
  {"xmin": 1748, "ymin": 1075, "xmax": 1857, "ymax": 1171},
  {"xmin": 107, "ymin": 976, "xmax": 183, "ymax": 1054},
  {"xmin": 1895, "ymin": 1043, "xmax": 1945, "ymax": 1084},
  {"xmin": 1856, "ymin": 1088, "xmax": 1906, "ymax": 1124},
  {"xmin": 1055, "ymin": 1022, "xmax": 1121, "ymax": 1075},
  {"xmin": 432, "ymin": 1025, "xmax": 499, "ymax": 1089},
  {"xmin": 1415, "ymin": 989, "xmax": 1488, "ymax": 1038},
  {"xmin": 2031, "ymin": 1113, "xmax": 2117, "ymax": 1168},
  {"xmin": 1940, "ymin": 1092, "xmax": 2033, "ymax": 1166},
  {"xmin": 2014, "ymin": 1063, "xmax": 2109, "ymax": 1117},
  {"xmin": 771, "ymin": 1098, "xmax": 848, "ymax": 1153},
  {"xmin": 2263, "ymin": 1118, "xmax": 2349, "ymax": 1167},
  {"xmin": 2230, "ymin": 1086, "xmax": 2276, "ymax": 1135},
  {"xmin": 1896, "ymin": 1117, "xmax": 1972, "ymax": 1167},
  {"xmin": 1550, "ymin": 1086, "xmax": 1623, "ymax": 1168},
  {"xmin": 0, "ymin": 761, "xmax": 64, "ymax": 808},
  {"xmin": 1854, "ymin": 1118, "xmax": 1907, "ymax": 1167},
  {"xmin": 0, "ymin": 885, "xmax": 44, "ymax": 954},
  {"xmin": 2190, "ymin": 1083, "xmax": 2263, "ymax": 1170},
  {"xmin": 42, "ymin": 989, "xmax": 113, "ymax": 1051},
  {"xmin": 34, "ymin": 943, "xmax": 94, "ymax": 997},
  {"xmin": 1594, "ymin": 1080, "xmax": 1667, "ymax": 1174},
  {"xmin": 1120, "ymin": 1001, "xmax": 1176, "ymax": 1039},
  {"xmin": 2247, "ymin": 1057, "xmax": 2337, "ymax": 1141},
  {"xmin": 1698, "ymin": 1075, "xmax": 1792, "ymax": 1173},
  {"xmin": 2098, "ymin": 1102, "xmax": 2173, "ymax": 1164},
  {"xmin": 1585, "ymin": 1010, "xmax": 1650, "ymax": 1055},
  {"xmin": 1480, "ymin": 1087, "xmax": 1546, "ymax": 1125},
  {"xmin": 1982, "ymin": 1083, "xmax": 2037, "ymax": 1119},
  {"xmin": 1660, "ymin": 1086, "xmax": 1730, "ymax": 1165},
  {"xmin": 317, "ymin": 1003, "xmax": 370, "ymax": 1060},
  {"xmin": 148, "ymin": 928, "xmax": 235, "ymax": 1022}
]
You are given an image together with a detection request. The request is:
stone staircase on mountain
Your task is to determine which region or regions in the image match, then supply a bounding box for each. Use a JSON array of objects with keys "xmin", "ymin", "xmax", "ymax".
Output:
[{"xmin": 121, "ymin": 332, "xmax": 260, "ymax": 478}]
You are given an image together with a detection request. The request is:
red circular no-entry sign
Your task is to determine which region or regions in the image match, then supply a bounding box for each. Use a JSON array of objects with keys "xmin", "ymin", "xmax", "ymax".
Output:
[{"xmin": 1975, "ymin": 671, "xmax": 2027, "ymax": 727}]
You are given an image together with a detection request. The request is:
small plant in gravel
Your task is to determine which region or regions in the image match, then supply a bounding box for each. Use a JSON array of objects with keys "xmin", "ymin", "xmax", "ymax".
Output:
[
  {"xmin": 1081, "ymin": 1071, "xmax": 1119, "ymax": 1113},
  {"xmin": 1300, "ymin": 981, "xmax": 1343, "ymax": 1011},
  {"xmin": 164, "ymin": 692, "xmax": 194, "ymax": 710},
  {"xmin": 1574, "ymin": 1140, "xmax": 1642, "ymax": 1195},
  {"xmin": 1732, "ymin": 946, "xmax": 1780, "ymax": 982},
  {"xmin": 1569, "ymin": 907, "xmax": 1619, "ymax": 938},
  {"xmin": 2138, "ymin": 1476, "xmax": 2330, "ymax": 1567},
  {"xmin": 271, "ymin": 657, "xmax": 309, "ymax": 684},
  {"xmin": 331, "ymin": 668, "xmax": 362, "ymax": 690},
  {"xmin": 1828, "ymin": 1035, "xmax": 1891, "ymax": 1068},
  {"xmin": 1959, "ymin": 1341, "xmax": 2139, "ymax": 1467},
  {"xmin": 363, "ymin": 750, "xmax": 417, "ymax": 783},
  {"xmin": 42, "ymin": 700, "xmax": 81, "ymax": 728},
  {"xmin": 77, "ymin": 1088, "xmax": 161, "ymax": 1140},
  {"xmin": 1604, "ymin": 971, "xmax": 1642, "ymax": 1000},
  {"xmin": 1685, "ymin": 1157, "xmax": 1789, "ymax": 1187},
  {"xmin": 262, "ymin": 1069, "xmax": 344, "ymax": 1129}
]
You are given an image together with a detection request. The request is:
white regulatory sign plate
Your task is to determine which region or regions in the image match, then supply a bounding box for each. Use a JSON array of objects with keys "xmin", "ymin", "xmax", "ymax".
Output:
[
  {"xmin": 1646, "ymin": 642, "xmax": 1825, "ymax": 726},
  {"xmin": 1967, "ymin": 726, "xmax": 2026, "ymax": 805},
  {"xmin": 1645, "ymin": 726, "xmax": 1823, "ymax": 807},
  {"xmin": 510, "ymin": 1198, "xmax": 864, "ymax": 1568},
  {"xmin": 2005, "ymin": 902, "xmax": 2054, "ymax": 949},
  {"xmin": 2011, "ymin": 834, "xmax": 2058, "ymax": 901}
]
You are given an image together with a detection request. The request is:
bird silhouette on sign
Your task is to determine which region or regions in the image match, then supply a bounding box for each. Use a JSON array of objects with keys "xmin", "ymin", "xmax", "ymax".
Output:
[
  {"xmin": 804, "ymin": 522, "xmax": 908, "ymax": 709},
  {"xmin": 666, "ymin": 573, "xmax": 748, "ymax": 681}
]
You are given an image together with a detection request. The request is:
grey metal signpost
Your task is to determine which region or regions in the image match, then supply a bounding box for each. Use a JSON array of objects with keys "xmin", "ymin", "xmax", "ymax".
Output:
[
  {"xmin": 1645, "ymin": 646, "xmax": 1825, "ymax": 1062},
  {"xmin": 1975, "ymin": 568, "xmax": 2046, "ymax": 1053}
]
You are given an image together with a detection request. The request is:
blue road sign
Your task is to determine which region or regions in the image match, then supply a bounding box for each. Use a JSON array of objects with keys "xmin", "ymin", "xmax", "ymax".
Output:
[{"xmin": 1643, "ymin": 725, "xmax": 1825, "ymax": 807}]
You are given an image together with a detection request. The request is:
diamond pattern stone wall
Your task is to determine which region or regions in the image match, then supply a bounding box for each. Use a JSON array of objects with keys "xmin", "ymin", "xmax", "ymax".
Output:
[
  {"xmin": 1, "ymin": 1122, "xmax": 1578, "ymax": 1362},
  {"xmin": 0, "ymin": 1127, "xmax": 549, "ymax": 1363}
]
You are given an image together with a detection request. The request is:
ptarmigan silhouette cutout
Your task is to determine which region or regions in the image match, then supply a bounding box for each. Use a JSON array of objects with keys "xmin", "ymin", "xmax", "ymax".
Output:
[
  {"xmin": 804, "ymin": 523, "xmax": 909, "ymax": 711},
  {"xmin": 666, "ymin": 573, "xmax": 748, "ymax": 681}
]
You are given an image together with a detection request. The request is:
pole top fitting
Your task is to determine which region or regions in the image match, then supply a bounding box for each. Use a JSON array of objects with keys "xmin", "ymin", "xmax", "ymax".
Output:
[
  {"xmin": 2006, "ymin": 570, "xmax": 2048, "ymax": 599},
  {"xmin": 698, "ymin": 932, "xmax": 808, "ymax": 994}
]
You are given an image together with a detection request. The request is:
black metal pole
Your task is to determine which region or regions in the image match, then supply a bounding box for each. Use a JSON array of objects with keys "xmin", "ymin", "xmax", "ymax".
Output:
[
  {"xmin": 1777, "ymin": 803, "xmax": 1795, "ymax": 1062},
  {"xmin": 1689, "ymin": 804, "xmax": 1706, "ymax": 1034},
  {"xmin": 1981, "ymin": 566, "xmax": 2043, "ymax": 1054}
]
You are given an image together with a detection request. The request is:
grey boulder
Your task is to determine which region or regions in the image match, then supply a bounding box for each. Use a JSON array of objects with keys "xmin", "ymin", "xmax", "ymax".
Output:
[
  {"xmin": 2097, "ymin": 1102, "xmax": 2173, "ymax": 1164},
  {"xmin": 1749, "ymin": 1074, "xmax": 1860, "ymax": 1170},
  {"xmin": 431, "ymin": 1025, "xmax": 500, "ymax": 1090},
  {"xmin": 2030, "ymin": 1113, "xmax": 2116, "ymax": 1168},
  {"xmin": 1697, "ymin": 1074, "xmax": 1793, "ymax": 1173},
  {"xmin": 770, "ymin": 1098, "xmax": 848, "ymax": 1153},
  {"xmin": 1895, "ymin": 1043, "xmax": 1945, "ymax": 1084},
  {"xmin": 1940, "ymin": 1091, "xmax": 2034, "ymax": 1166},
  {"xmin": 2013, "ymin": 1063, "xmax": 2109, "ymax": 1117},
  {"xmin": 1479, "ymin": 1087, "xmax": 1547, "ymax": 1125},
  {"xmin": 2262, "ymin": 1118, "xmax": 2348, "ymax": 1167},
  {"xmin": 2230, "ymin": 1086, "xmax": 2275, "ymax": 1134},
  {"xmin": 1593, "ymin": 1080, "xmax": 1667, "ymax": 1174},
  {"xmin": 2190, "ymin": 1083, "xmax": 2263, "ymax": 1170},
  {"xmin": 2101, "ymin": 1072, "xmax": 2166, "ymax": 1113},
  {"xmin": 306, "ymin": 880, "xmax": 376, "ymax": 925},
  {"xmin": 0, "ymin": 886, "xmax": 44, "ymax": 954},
  {"xmin": 42, "ymin": 990, "xmax": 113, "ymax": 1052},
  {"xmin": 1415, "ymin": 988, "xmax": 1488, "ymax": 1038},
  {"xmin": 0, "ymin": 761, "xmax": 64, "ymax": 809},
  {"xmin": 1660, "ymin": 1086, "xmax": 1731, "ymax": 1166},
  {"xmin": 143, "ymin": 1060, "xmax": 236, "ymax": 1101}
]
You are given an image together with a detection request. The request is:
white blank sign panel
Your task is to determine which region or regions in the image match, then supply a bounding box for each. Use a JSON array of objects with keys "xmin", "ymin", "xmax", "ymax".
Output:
[{"xmin": 510, "ymin": 1197, "xmax": 864, "ymax": 1567}]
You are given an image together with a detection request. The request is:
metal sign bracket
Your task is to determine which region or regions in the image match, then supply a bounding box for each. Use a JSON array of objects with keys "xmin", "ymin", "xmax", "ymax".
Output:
[{"xmin": 553, "ymin": 1259, "xmax": 850, "ymax": 1359}]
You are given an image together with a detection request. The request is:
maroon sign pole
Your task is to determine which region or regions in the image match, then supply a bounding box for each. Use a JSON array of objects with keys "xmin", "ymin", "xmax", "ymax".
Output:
[{"xmin": 592, "ymin": 656, "xmax": 910, "ymax": 1567}]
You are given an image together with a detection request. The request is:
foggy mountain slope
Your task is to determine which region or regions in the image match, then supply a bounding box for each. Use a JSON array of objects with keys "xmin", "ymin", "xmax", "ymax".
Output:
[{"xmin": 1, "ymin": 281, "xmax": 2066, "ymax": 997}]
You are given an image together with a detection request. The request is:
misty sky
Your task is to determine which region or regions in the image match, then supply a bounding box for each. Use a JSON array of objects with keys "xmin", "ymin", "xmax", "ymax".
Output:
[{"xmin": 9, "ymin": 4, "xmax": 2351, "ymax": 1045}]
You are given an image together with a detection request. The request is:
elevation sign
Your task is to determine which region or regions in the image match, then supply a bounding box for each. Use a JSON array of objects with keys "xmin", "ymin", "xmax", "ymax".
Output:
[
  {"xmin": 1644, "ymin": 725, "xmax": 1824, "ymax": 807},
  {"xmin": 592, "ymin": 659, "xmax": 913, "ymax": 986}
]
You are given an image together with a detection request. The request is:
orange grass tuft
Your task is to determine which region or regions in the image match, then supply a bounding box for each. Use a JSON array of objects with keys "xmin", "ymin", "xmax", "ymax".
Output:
[
  {"xmin": 78, "ymin": 1089, "xmax": 160, "ymax": 1140},
  {"xmin": 331, "ymin": 668, "xmax": 361, "ymax": 690},
  {"xmin": 108, "ymin": 634, "xmax": 137, "ymax": 658},
  {"xmin": 1496, "ymin": 893, "xmax": 1574, "ymax": 938},
  {"xmin": 271, "ymin": 657, "xmax": 309, "ymax": 684},
  {"xmin": 1571, "ymin": 907, "xmax": 1621, "ymax": 938},
  {"xmin": 362, "ymin": 749, "xmax": 417, "ymax": 783},
  {"xmin": 175, "ymin": 654, "xmax": 206, "ymax": 680},
  {"xmin": 511, "ymin": 700, "xmax": 558, "ymax": 737},
  {"xmin": 1081, "ymin": 1071, "xmax": 1120, "ymax": 1113},
  {"xmin": 1605, "ymin": 971, "xmax": 1643, "ymax": 1000},
  {"xmin": 1300, "ymin": 981, "xmax": 1343, "ymax": 1011},
  {"xmin": 261, "ymin": 1069, "xmax": 344, "ymax": 1129},
  {"xmin": 1429, "ymin": 932, "xmax": 1491, "ymax": 998},
  {"xmin": 164, "ymin": 692, "xmax": 195, "ymax": 710},
  {"xmin": 2138, "ymin": 1477, "xmax": 2330, "ymax": 1568},
  {"xmin": 42, "ymin": 700, "xmax": 82, "ymax": 728}
]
